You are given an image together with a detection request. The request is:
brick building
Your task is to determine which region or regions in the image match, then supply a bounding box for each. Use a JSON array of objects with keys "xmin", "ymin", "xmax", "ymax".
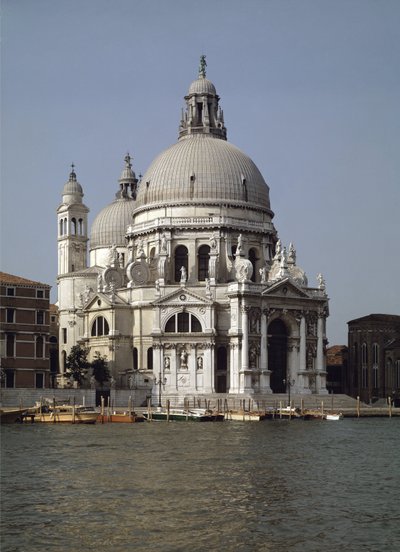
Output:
[
  {"xmin": 348, "ymin": 314, "xmax": 400, "ymax": 403},
  {"xmin": 0, "ymin": 272, "xmax": 52, "ymax": 388},
  {"xmin": 326, "ymin": 345, "xmax": 348, "ymax": 394}
]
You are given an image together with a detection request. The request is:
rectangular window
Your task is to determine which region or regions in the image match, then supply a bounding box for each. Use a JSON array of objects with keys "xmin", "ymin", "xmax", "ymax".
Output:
[
  {"xmin": 6, "ymin": 334, "xmax": 15, "ymax": 357},
  {"xmin": 62, "ymin": 328, "xmax": 67, "ymax": 344},
  {"xmin": 36, "ymin": 289, "xmax": 44, "ymax": 298},
  {"xmin": 35, "ymin": 373, "xmax": 44, "ymax": 389},
  {"xmin": 5, "ymin": 370, "xmax": 15, "ymax": 388},
  {"xmin": 36, "ymin": 311, "xmax": 44, "ymax": 325},
  {"xmin": 6, "ymin": 287, "xmax": 15, "ymax": 296},
  {"xmin": 6, "ymin": 309, "xmax": 15, "ymax": 323}
]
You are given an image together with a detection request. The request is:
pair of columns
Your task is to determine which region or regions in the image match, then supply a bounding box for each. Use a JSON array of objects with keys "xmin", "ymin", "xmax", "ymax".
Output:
[{"xmin": 235, "ymin": 307, "xmax": 327, "ymax": 394}]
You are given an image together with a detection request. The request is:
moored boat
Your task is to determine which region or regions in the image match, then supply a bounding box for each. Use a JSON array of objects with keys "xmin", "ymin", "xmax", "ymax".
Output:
[
  {"xmin": 325, "ymin": 413, "xmax": 343, "ymax": 421},
  {"xmin": 0, "ymin": 408, "xmax": 26, "ymax": 424},
  {"xmin": 97, "ymin": 411, "xmax": 145, "ymax": 423},
  {"xmin": 144, "ymin": 408, "xmax": 224, "ymax": 422},
  {"xmin": 225, "ymin": 410, "xmax": 269, "ymax": 421},
  {"xmin": 34, "ymin": 404, "xmax": 98, "ymax": 424}
]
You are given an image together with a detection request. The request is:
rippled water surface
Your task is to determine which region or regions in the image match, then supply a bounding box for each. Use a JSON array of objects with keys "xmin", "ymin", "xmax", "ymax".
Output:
[{"xmin": 1, "ymin": 418, "xmax": 400, "ymax": 552}]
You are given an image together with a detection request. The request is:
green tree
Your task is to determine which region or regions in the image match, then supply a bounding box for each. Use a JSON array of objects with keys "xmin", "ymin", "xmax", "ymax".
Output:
[
  {"xmin": 91, "ymin": 351, "xmax": 110, "ymax": 388},
  {"xmin": 65, "ymin": 345, "xmax": 90, "ymax": 386}
]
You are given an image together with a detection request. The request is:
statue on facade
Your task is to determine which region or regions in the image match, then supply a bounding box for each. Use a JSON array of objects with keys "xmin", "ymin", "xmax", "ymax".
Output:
[
  {"xmin": 236, "ymin": 234, "xmax": 243, "ymax": 256},
  {"xmin": 259, "ymin": 266, "xmax": 268, "ymax": 284},
  {"xmin": 197, "ymin": 356, "xmax": 203, "ymax": 370},
  {"xmin": 128, "ymin": 374, "xmax": 135, "ymax": 390},
  {"xmin": 273, "ymin": 239, "xmax": 282, "ymax": 261},
  {"xmin": 164, "ymin": 356, "xmax": 170, "ymax": 371},
  {"xmin": 136, "ymin": 238, "xmax": 145, "ymax": 258},
  {"xmin": 180, "ymin": 266, "xmax": 187, "ymax": 283},
  {"xmin": 160, "ymin": 233, "xmax": 167, "ymax": 253},
  {"xmin": 317, "ymin": 273, "xmax": 326, "ymax": 291},
  {"xmin": 107, "ymin": 244, "xmax": 119, "ymax": 267},
  {"xmin": 180, "ymin": 349, "xmax": 188, "ymax": 368}
]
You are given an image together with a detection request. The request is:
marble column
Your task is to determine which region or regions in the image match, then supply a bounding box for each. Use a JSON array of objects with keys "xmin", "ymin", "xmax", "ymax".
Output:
[
  {"xmin": 316, "ymin": 313, "xmax": 328, "ymax": 394},
  {"xmin": 259, "ymin": 310, "xmax": 272, "ymax": 393},
  {"xmin": 240, "ymin": 306, "xmax": 253, "ymax": 393}
]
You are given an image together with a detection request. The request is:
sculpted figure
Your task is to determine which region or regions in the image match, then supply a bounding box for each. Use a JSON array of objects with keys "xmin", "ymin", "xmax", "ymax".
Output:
[{"xmin": 180, "ymin": 266, "xmax": 187, "ymax": 283}]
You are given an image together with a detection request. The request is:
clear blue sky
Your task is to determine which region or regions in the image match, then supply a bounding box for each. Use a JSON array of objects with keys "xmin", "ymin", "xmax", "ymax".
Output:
[{"xmin": 1, "ymin": 0, "xmax": 399, "ymax": 345}]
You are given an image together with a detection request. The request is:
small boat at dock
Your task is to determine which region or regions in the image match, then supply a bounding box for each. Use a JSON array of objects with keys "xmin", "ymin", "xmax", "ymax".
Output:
[
  {"xmin": 225, "ymin": 410, "xmax": 270, "ymax": 421},
  {"xmin": 97, "ymin": 411, "xmax": 145, "ymax": 423},
  {"xmin": 34, "ymin": 403, "xmax": 98, "ymax": 424},
  {"xmin": 0, "ymin": 408, "xmax": 27, "ymax": 424},
  {"xmin": 325, "ymin": 413, "xmax": 343, "ymax": 421},
  {"xmin": 144, "ymin": 408, "xmax": 224, "ymax": 422}
]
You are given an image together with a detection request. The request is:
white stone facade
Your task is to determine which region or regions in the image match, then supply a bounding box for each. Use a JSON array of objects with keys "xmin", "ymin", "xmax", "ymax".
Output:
[{"xmin": 57, "ymin": 60, "xmax": 329, "ymax": 399}]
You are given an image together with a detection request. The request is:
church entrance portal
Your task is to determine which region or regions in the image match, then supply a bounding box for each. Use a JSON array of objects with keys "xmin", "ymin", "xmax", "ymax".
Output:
[{"xmin": 268, "ymin": 319, "xmax": 288, "ymax": 393}]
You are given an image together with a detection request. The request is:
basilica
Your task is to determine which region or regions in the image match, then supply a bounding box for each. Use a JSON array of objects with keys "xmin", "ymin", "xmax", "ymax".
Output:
[{"xmin": 57, "ymin": 58, "xmax": 329, "ymax": 400}]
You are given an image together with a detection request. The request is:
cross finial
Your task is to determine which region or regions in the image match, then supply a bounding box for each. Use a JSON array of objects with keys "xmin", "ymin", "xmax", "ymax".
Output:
[{"xmin": 199, "ymin": 55, "xmax": 207, "ymax": 78}]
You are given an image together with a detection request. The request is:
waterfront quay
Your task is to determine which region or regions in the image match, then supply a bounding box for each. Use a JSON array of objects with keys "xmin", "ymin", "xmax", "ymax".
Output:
[{"xmin": 2, "ymin": 389, "xmax": 400, "ymax": 420}]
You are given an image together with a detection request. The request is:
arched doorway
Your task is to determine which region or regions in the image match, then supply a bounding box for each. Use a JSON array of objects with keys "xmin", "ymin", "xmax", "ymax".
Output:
[
  {"xmin": 268, "ymin": 319, "xmax": 288, "ymax": 393},
  {"xmin": 215, "ymin": 346, "xmax": 228, "ymax": 393}
]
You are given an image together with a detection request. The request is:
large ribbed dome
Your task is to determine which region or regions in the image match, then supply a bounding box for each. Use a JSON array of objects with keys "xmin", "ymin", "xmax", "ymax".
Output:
[
  {"xmin": 90, "ymin": 198, "xmax": 135, "ymax": 248},
  {"xmin": 135, "ymin": 134, "xmax": 271, "ymax": 211},
  {"xmin": 135, "ymin": 59, "xmax": 271, "ymax": 213}
]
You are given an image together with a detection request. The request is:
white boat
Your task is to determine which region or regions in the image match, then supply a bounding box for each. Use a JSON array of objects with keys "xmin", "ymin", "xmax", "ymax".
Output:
[
  {"xmin": 225, "ymin": 411, "xmax": 269, "ymax": 421},
  {"xmin": 325, "ymin": 413, "xmax": 343, "ymax": 421}
]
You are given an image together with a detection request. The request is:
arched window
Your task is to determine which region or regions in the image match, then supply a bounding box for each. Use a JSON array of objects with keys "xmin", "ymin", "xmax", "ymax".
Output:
[
  {"xmin": 147, "ymin": 347, "xmax": 153, "ymax": 371},
  {"xmin": 91, "ymin": 316, "xmax": 109, "ymax": 337},
  {"xmin": 361, "ymin": 342, "xmax": 368, "ymax": 388},
  {"xmin": 62, "ymin": 350, "xmax": 67, "ymax": 371},
  {"xmin": 198, "ymin": 245, "xmax": 210, "ymax": 281},
  {"xmin": 78, "ymin": 218, "xmax": 83, "ymax": 235},
  {"xmin": 249, "ymin": 248, "xmax": 258, "ymax": 282},
  {"xmin": 372, "ymin": 343, "xmax": 379, "ymax": 388},
  {"xmin": 71, "ymin": 218, "xmax": 77, "ymax": 235},
  {"xmin": 36, "ymin": 336, "xmax": 44, "ymax": 358},
  {"xmin": 59, "ymin": 219, "xmax": 64, "ymax": 236},
  {"xmin": 174, "ymin": 245, "xmax": 188, "ymax": 282},
  {"xmin": 164, "ymin": 312, "xmax": 202, "ymax": 333}
]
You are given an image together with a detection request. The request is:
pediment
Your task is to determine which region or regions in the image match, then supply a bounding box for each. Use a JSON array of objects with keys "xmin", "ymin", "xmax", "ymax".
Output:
[
  {"xmin": 153, "ymin": 287, "xmax": 212, "ymax": 307},
  {"xmin": 84, "ymin": 292, "xmax": 128, "ymax": 310},
  {"xmin": 262, "ymin": 278, "xmax": 310, "ymax": 299}
]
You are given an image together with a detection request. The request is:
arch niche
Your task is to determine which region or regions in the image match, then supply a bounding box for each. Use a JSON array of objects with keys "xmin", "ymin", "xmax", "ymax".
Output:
[{"xmin": 268, "ymin": 319, "xmax": 288, "ymax": 393}]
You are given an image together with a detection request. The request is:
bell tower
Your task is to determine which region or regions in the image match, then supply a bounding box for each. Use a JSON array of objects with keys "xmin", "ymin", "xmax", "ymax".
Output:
[{"xmin": 57, "ymin": 165, "xmax": 89, "ymax": 275}]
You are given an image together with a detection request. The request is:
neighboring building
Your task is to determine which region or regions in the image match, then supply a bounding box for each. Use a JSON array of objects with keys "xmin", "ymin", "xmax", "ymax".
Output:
[
  {"xmin": 0, "ymin": 272, "xmax": 51, "ymax": 388},
  {"xmin": 326, "ymin": 345, "xmax": 348, "ymax": 394},
  {"xmin": 49, "ymin": 304, "xmax": 59, "ymax": 388},
  {"xmin": 57, "ymin": 59, "xmax": 330, "ymax": 400},
  {"xmin": 348, "ymin": 314, "xmax": 400, "ymax": 403}
]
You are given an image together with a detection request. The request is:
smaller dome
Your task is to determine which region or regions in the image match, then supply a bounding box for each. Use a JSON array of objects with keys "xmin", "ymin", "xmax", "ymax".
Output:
[
  {"xmin": 62, "ymin": 165, "xmax": 83, "ymax": 202},
  {"xmin": 90, "ymin": 198, "xmax": 135, "ymax": 249},
  {"xmin": 188, "ymin": 77, "xmax": 216, "ymax": 96}
]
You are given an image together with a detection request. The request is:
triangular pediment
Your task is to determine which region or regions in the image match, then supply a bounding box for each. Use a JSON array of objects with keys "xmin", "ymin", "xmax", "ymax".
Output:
[
  {"xmin": 153, "ymin": 287, "xmax": 212, "ymax": 307},
  {"xmin": 84, "ymin": 292, "xmax": 128, "ymax": 310},
  {"xmin": 262, "ymin": 278, "xmax": 310, "ymax": 299}
]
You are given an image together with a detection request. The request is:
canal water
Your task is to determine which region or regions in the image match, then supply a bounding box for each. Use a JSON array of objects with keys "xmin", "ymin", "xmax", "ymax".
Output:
[{"xmin": 1, "ymin": 418, "xmax": 399, "ymax": 552}]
